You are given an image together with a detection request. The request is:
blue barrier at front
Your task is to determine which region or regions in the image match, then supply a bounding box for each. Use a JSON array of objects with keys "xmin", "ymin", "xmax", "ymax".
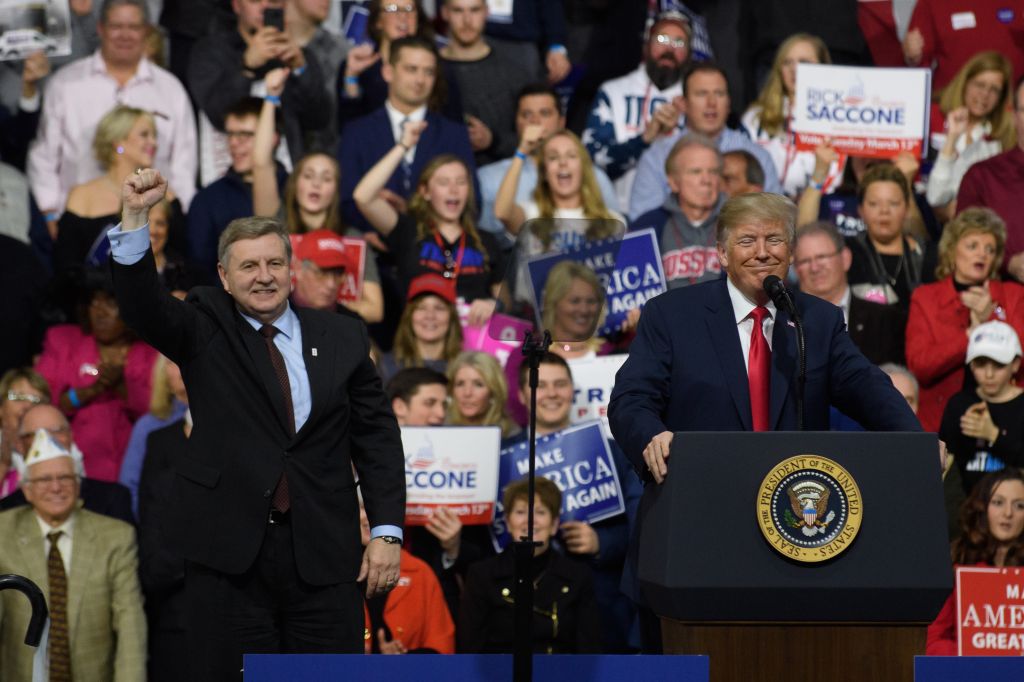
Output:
[
  {"xmin": 243, "ymin": 654, "xmax": 709, "ymax": 681},
  {"xmin": 915, "ymin": 656, "xmax": 1024, "ymax": 681}
]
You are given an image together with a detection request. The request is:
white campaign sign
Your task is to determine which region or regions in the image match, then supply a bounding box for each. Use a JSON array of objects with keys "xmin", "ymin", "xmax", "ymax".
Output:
[
  {"xmin": 568, "ymin": 354, "xmax": 627, "ymax": 428},
  {"xmin": 401, "ymin": 426, "xmax": 501, "ymax": 525},
  {"xmin": 792, "ymin": 63, "xmax": 931, "ymax": 158}
]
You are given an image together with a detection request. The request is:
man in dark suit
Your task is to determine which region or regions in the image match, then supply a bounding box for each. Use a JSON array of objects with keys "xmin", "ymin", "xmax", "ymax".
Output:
[
  {"xmin": 608, "ymin": 192, "xmax": 921, "ymax": 483},
  {"xmin": 107, "ymin": 169, "xmax": 406, "ymax": 679},
  {"xmin": 338, "ymin": 36, "xmax": 477, "ymax": 233}
]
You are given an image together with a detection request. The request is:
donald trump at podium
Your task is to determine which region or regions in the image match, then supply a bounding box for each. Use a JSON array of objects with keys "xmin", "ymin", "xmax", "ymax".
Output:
[{"xmin": 608, "ymin": 192, "xmax": 922, "ymax": 483}]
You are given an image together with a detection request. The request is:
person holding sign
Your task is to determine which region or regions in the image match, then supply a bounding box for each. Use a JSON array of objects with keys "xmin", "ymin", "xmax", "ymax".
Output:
[
  {"xmin": 938, "ymin": 322, "xmax": 1024, "ymax": 496},
  {"xmin": 741, "ymin": 33, "xmax": 834, "ymax": 198},
  {"xmin": 459, "ymin": 476, "xmax": 602, "ymax": 654},
  {"xmin": 502, "ymin": 352, "xmax": 640, "ymax": 652},
  {"xmin": 352, "ymin": 118, "xmax": 506, "ymax": 324},
  {"xmin": 926, "ymin": 468, "xmax": 1024, "ymax": 655},
  {"xmin": 253, "ymin": 67, "xmax": 384, "ymax": 324}
]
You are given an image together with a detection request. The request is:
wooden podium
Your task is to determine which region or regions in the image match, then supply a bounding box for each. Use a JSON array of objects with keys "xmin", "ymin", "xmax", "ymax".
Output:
[{"xmin": 636, "ymin": 432, "xmax": 952, "ymax": 682}]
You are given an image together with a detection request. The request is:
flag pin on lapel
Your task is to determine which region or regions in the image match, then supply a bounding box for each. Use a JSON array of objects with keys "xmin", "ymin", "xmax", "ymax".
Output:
[{"xmin": 312, "ymin": 348, "xmax": 318, "ymax": 357}]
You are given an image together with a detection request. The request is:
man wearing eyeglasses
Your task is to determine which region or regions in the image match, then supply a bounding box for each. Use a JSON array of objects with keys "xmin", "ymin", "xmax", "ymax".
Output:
[
  {"xmin": 0, "ymin": 428, "xmax": 146, "ymax": 681},
  {"xmin": 584, "ymin": 10, "xmax": 690, "ymax": 211},
  {"xmin": 0, "ymin": 403, "xmax": 135, "ymax": 524},
  {"xmin": 794, "ymin": 221, "xmax": 905, "ymax": 365}
]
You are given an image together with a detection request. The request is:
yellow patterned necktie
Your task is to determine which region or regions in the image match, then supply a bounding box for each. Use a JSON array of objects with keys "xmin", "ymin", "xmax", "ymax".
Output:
[{"xmin": 47, "ymin": 530, "xmax": 72, "ymax": 682}]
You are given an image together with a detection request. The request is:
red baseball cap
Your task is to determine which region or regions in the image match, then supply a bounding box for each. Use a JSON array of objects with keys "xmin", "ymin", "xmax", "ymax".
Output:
[
  {"xmin": 407, "ymin": 273, "xmax": 456, "ymax": 304},
  {"xmin": 294, "ymin": 229, "xmax": 347, "ymax": 270}
]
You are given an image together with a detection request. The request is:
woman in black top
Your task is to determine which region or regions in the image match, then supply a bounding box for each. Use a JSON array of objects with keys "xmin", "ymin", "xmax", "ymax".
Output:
[{"xmin": 354, "ymin": 119, "xmax": 506, "ymax": 327}]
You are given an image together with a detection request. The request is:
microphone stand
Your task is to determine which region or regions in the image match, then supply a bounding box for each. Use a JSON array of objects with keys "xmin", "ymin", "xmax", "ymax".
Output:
[
  {"xmin": 764, "ymin": 277, "xmax": 806, "ymax": 431},
  {"xmin": 512, "ymin": 330, "xmax": 550, "ymax": 682}
]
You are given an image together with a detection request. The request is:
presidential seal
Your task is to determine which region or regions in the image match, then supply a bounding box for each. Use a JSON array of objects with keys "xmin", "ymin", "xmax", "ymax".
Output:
[{"xmin": 756, "ymin": 455, "xmax": 862, "ymax": 563}]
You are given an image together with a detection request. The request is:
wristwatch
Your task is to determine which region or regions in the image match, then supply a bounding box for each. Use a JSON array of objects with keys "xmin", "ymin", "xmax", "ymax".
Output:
[{"xmin": 377, "ymin": 535, "xmax": 402, "ymax": 545}]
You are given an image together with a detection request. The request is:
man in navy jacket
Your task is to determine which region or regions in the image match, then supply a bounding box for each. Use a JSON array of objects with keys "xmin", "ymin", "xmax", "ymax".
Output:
[{"xmin": 338, "ymin": 36, "xmax": 476, "ymax": 233}]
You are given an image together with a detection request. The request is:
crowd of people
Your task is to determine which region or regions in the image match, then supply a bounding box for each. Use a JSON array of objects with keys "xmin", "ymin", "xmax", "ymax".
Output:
[{"xmin": 2, "ymin": 0, "xmax": 1024, "ymax": 675}]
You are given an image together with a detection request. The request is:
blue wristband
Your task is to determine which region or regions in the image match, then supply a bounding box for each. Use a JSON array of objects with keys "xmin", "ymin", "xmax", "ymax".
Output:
[
  {"xmin": 68, "ymin": 388, "xmax": 80, "ymax": 409},
  {"xmin": 293, "ymin": 65, "xmax": 306, "ymax": 77},
  {"xmin": 344, "ymin": 75, "xmax": 359, "ymax": 85},
  {"xmin": 45, "ymin": 211, "xmax": 59, "ymax": 222},
  {"xmin": 265, "ymin": 94, "xmax": 281, "ymax": 106},
  {"xmin": 549, "ymin": 44, "xmax": 568, "ymax": 55},
  {"xmin": 514, "ymin": 150, "xmax": 527, "ymax": 161}
]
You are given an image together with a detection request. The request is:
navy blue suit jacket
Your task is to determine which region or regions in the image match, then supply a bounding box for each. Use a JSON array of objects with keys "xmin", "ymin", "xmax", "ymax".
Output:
[
  {"xmin": 338, "ymin": 108, "xmax": 477, "ymax": 231},
  {"xmin": 608, "ymin": 278, "xmax": 921, "ymax": 476}
]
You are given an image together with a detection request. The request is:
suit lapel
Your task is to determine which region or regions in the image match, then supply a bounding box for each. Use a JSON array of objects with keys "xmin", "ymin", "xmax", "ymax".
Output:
[
  {"xmin": 14, "ymin": 509, "xmax": 47, "ymax": 600},
  {"xmin": 66, "ymin": 509, "xmax": 95, "ymax": 645},
  {"xmin": 769, "ymin": 308, "xmax": 797, "ymax": 430},
  {"xmin": 705, "ymin": 281, "xmax": 753, "ymax": 430},
  {"xmin": 236, "ymin": 313, "xmax": 293, "ymax": 437},
  {"xmin": 295, "ymin": 308, "xmax": 332, "ymax": 439}
]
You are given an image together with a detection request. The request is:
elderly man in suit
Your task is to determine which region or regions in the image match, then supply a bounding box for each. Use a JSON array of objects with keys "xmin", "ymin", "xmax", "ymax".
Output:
[
  {"xmin": 107, "ymin": 168, "xmax": 405, "ymax": 680},
  {"xmin": 609, "ymin": 192, "xmax": 921, "ymax": 479},
  {"xmin": 0, "ymin": 429, "xmax": 146, "ymax": 681}
]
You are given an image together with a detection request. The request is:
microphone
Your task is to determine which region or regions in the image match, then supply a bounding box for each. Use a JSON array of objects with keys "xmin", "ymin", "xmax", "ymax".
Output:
[
  {"xmin": 762, "ymin": 275, "xmax": 806, "ymax": 430},
  {"xmin": 762, "ymin": 275, "xmax": 796, "ymax": 316}
]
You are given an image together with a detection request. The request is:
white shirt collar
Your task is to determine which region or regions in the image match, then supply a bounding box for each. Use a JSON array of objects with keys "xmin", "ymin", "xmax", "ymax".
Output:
[
  {"xmin": 384, "ymin": 101, "xmax": 427, "ymax": 131},
  {"xmin": 726, "ymin": 277, "xmax": 777, "ymax": 324},
  {"xmin": 36, "ymin": 511, "xmax": 75, "ymax": 542}
]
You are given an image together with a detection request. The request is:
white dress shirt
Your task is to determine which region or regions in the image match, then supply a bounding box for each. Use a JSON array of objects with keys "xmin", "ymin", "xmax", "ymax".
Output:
[
  {"xmin": 27, "ymin": 50, "xmax": 198, "ymax": 213},
  {"xmin": 36, "ymin": 512, "xmax": 75, "ymax": 571},
  {"xmin": 726, "ymin": 278, "xmax": 777, "ymax": 375},
  {"xmin": 384, "ymin": 101, "xmax": 427, "ymax": 165}
]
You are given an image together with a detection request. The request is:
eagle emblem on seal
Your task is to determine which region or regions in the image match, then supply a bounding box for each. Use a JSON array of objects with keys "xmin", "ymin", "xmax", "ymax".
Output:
[{"xmin": 785, "ymin": 481, "xmax": 836, "ymax": 537}]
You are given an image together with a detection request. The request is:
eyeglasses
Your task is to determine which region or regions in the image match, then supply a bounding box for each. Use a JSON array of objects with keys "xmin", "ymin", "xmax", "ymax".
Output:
[
  {"xmin": 654, "ymin": 34, "xmax": 687, "ymax": 49},
  {"xmin": 794, "ymin": 251, "xmax": 841, "ymax": 269},
  {"xmin": 6, "ymin": 391, "xmax": 43, "ymax": 404},
  {"xmin": 225, "ymin": 130, "xmax": 256, "ymax": 140},
  {"xmin": 25, "ymin": 474, "xmax": 79, "ymax": 488},
  {"xmin": 382, "ymin": 3, "xmax": 415, "ymax": 13}
]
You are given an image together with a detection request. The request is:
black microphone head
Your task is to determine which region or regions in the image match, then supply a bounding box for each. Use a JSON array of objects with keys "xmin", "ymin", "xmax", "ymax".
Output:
[{"xmin": 762, "ymin": 275, "xmax": 785, "ymax": 301}]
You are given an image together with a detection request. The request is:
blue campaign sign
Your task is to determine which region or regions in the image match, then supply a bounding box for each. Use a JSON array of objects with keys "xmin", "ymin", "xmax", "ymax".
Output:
[
  {"xmin": 492, "ymin": 421, "xmax": 626, "ymax": 550},
  {"xmin": 526, "ymin": 228, "xmax": 667, "ymax": 337}
]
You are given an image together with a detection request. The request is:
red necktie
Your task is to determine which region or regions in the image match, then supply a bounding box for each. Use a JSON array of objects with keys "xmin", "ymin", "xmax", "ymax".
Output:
[{"xmin": 748, "ymin": 306, "xmax": 771, "ymax": 432}]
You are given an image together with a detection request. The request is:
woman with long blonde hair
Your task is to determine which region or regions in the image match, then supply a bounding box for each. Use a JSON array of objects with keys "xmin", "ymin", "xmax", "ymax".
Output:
[
  {"xmin": 926, "ymin": 51, "xmax": 1015, "ymax": 221},
  {"xmin": 446, "ymin": 352, "xmax": 519, "ymax": 438},
  {"xmin": 379, "ymin": 273, "xmax": 464, "ymax": 383},
  {"xmin": 741, "ymin": 33, "xmax": 831, "ymax": 198}
]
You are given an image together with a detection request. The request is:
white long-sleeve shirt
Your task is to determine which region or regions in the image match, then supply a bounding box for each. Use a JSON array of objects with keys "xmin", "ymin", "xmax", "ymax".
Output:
[{"xmin": 27, "ymin": 51, "xmax": 197, "ymax": 214}]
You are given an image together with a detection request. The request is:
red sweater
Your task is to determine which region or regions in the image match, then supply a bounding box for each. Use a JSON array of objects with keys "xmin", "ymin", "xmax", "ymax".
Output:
[{"xmin": 906, "ymin": 278, "xmax": 1024, "ymax": 432}]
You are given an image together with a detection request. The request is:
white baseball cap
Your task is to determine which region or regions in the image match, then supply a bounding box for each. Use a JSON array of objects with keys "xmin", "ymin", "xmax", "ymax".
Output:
[{"xmin": 966, "ymin": 321, "xmax": 1023, "ymax": 365}]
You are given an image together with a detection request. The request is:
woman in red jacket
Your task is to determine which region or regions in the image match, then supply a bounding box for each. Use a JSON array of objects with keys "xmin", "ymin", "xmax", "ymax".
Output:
[
  {"xmin": 927, "ymin": 468, "xmax": 1024, "ymax": 654},
  {"xmin": 906, "ymin": 208, "xmax": 1024, "ymax": 431}
]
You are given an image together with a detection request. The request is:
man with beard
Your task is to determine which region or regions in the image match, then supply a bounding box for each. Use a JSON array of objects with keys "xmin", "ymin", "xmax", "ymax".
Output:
[{"xmin": 583, "ymin": 11, "xmax": 690, "ymax": 210}]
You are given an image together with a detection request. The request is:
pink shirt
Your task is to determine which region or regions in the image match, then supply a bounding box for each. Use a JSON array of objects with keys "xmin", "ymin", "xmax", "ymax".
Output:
[
  {"xmin": 35, "ymin": 325, "xmax": 157, "ymax": 482},
  {"xmin": 27, "ymin": 51, "xmax": 197, "ymax": 213}
]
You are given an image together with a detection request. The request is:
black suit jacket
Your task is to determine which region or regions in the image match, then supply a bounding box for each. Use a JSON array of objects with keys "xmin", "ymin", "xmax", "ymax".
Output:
[{"xmin": 112, "ymin": 250, "xmax": 405, "ymax": 586}]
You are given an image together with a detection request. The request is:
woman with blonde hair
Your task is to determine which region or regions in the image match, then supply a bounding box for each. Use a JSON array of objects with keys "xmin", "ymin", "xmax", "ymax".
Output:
[
  {"xmin": 926, "ymin": 51, "xmax": 1016, "ymax": 221},
  {"xmin": 252, "ymin": 68, "xmax": 384, "ymax": 324},
  {"xmin": 742, "ymin": 33, "xmax": 832, "ymax": 197},
  {"xmin": 446, "ymin": 352, "xmax": 519, "ymax": 438},
  {"xmin": 495, "ymin": 128, "xmax": 624, "ymax": 306},
  {"xmin": 354, "ymin": 120, "xmax": 505, "ymax": 326},
  {"xmin": 907, "ymin": 207, "xmax": 1024, "ymax": 431},
  {"xmin": 54, "ymin": 105, "xmax": 183, "ymax": 274},
  {"xmin": 539, "ymin": 260, "xmax": 610, "ymax": 360}
]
